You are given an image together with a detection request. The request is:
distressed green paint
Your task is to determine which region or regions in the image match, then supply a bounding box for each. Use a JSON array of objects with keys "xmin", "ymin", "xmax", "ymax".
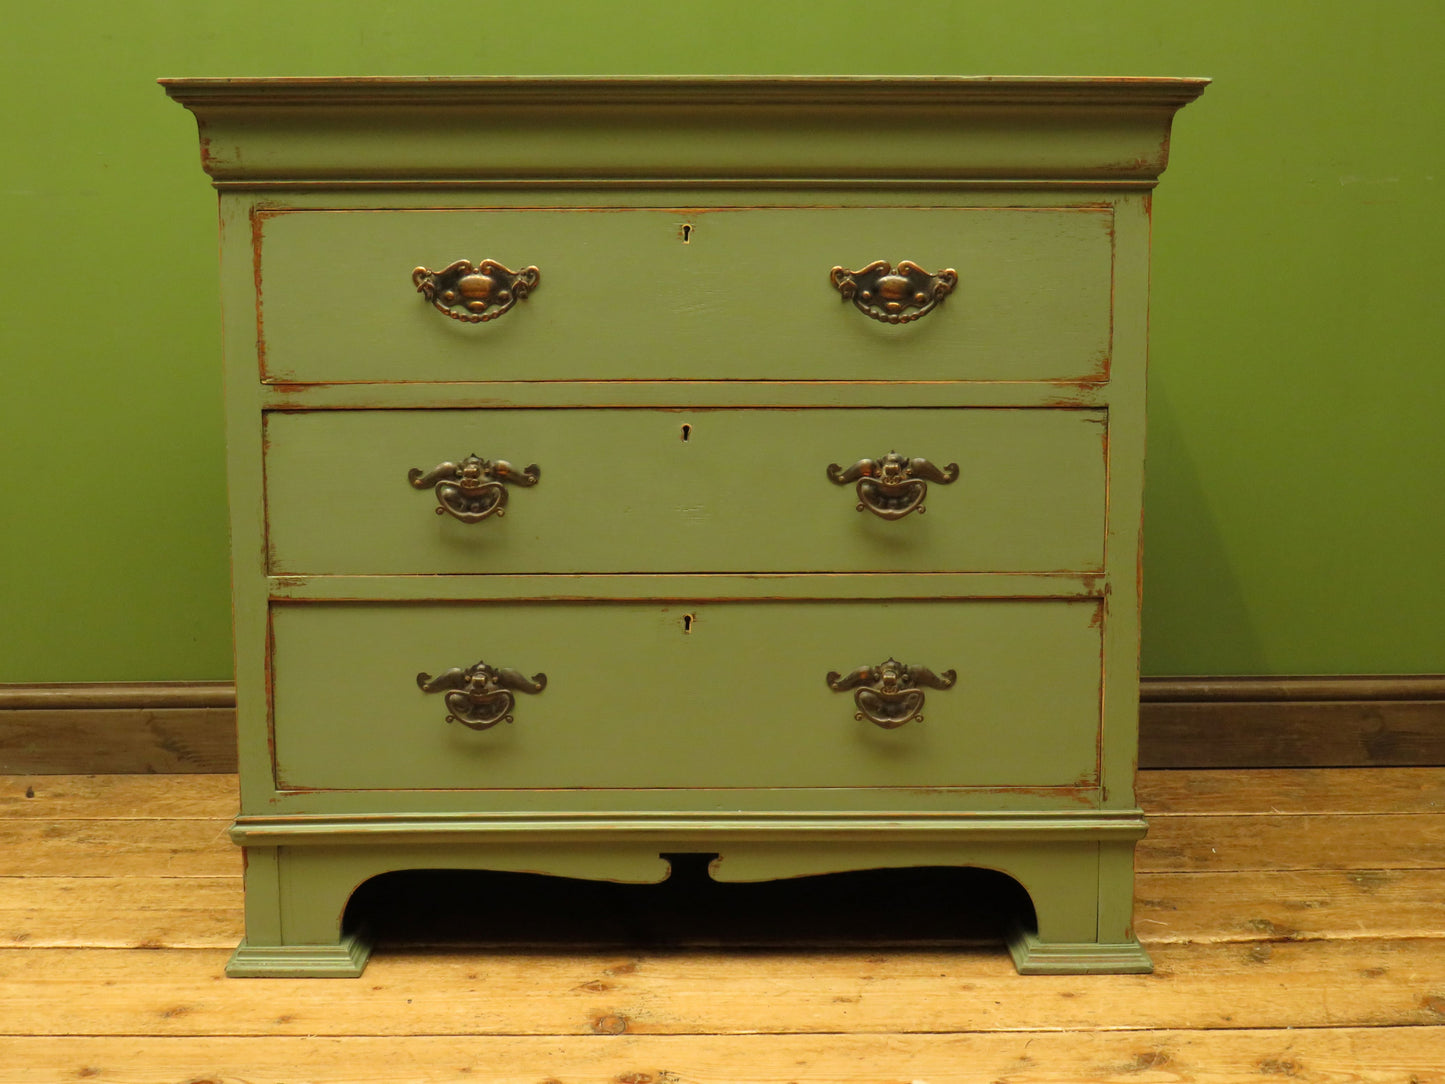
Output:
[
  {"xmin": 265, "ymin": 407, "xmax": 1106, "ymax": 576},
  {"xmin": 167, "ymin": 76, "xmax": 1175, "ymax": 974},
  {"xmin": 269, "ymin": 599, "xmax": 1103, "ymax": 791},
  {"xmin": 259, "ymin": 206, "xmax": 1112, "ymax": 384},
  {"xmin": 1098, "ymin": 195, "xmax": 1151, "ymax": 809},
  {"xmin": 231, "ymin": 836, "xmax": 1143, "ymax": 977},
  {"xmin": 267, "ymin": 573, "xmax": 1100, "ymax": 603},
  {"xmin": 259, "ymin": 378, "xmax": 1109, "ymax": 411}
]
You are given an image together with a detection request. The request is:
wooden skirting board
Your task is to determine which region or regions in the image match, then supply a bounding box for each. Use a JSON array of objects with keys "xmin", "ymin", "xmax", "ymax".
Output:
[
  {"xmin": 1138, "ymin": 675, "xmax": 1445, "ymax": 769},
  {"xmin": 1, "ymin": 677, "xmax": 1443, "ymax": 774}
]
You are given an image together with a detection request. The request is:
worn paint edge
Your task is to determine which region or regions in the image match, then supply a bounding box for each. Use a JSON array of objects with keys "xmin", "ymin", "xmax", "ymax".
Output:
[{"xmin": 228, "ymin": 809, "xmax": 1149, "ymax": 846}]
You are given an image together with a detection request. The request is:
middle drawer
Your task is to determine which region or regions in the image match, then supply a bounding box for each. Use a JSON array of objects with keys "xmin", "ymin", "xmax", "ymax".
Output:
[{"xmin": 264, "ymin": 408, "xmax": 1106, "ymax": 575}]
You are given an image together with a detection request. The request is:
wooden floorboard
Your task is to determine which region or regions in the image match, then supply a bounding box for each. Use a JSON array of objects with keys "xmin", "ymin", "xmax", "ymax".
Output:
[
  {"xmin": 4, "ymin": 1029, "xmax": 1443, "ymax": 1084},
  {"xmin": 1136, "ymin": 766, "xmax": 1445, "ymax": 814},
  {"xmin": 4, "ymin": 939, "xmax": 1445, "ymax": 1035},
  {"xmin": 0, "ymin": 772, "xmax": 237, "ymax": 818},
  {"xmin": 1, "ymin": 768, "xmax": 1442, "ymax": 1080},
  {"xmin": 1136, "ymin": 868, "xmax": 1445, "ymax": 944}
]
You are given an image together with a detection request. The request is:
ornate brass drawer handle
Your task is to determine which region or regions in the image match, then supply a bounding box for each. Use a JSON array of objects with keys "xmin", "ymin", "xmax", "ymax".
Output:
[
  {"xmin": 827, "ymin": 452, "xmax": 959, "ymax": 520},
  {"xmin": 417, "ymin": 659, "xmax": 547, "ymax": 731},
  {"xmin": 413, "ymin": 259, "xmax": 540, "ymax": 323},
  {"xmin": 408, "ymin": 453, "xmax": 540, "ymax": 523},
  {"xmin": 827, "ymin": 658, "xmax": 956, "ymax": 729},
  {"xmin": 830, "ymin": 261, "xmax": 957, "ymax": 324}
]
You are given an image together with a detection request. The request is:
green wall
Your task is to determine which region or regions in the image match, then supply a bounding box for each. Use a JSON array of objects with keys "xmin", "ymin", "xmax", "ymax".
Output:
[{"xmin": 2, "ymin": 1, "xmax": 1441, "ymax": 681}]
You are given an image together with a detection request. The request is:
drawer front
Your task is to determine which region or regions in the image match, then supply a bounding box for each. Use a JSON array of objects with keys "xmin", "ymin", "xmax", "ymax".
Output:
[
  {"xmin": 256, "ymin": 206, "xmax": 1113, "ymax": 383},
  {"xmin": 270, "ymin": 599, "xmax": 1101, "ymax": 791},
  {"xmin": 264, "ymin": 408, "xmax": 1105, "ymax": 575}
]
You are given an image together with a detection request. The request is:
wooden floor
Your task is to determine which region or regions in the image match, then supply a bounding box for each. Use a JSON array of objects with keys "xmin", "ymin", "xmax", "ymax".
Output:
[{"xmin": 1, "ymin": 768, "xmax": 1443, "ymax": 1082}]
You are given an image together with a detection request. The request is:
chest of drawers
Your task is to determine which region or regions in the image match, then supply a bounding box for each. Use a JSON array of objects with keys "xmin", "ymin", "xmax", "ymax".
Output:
[{"xmin": 164, "ymin": 76, "xmax": 1205, "ymax": 976}]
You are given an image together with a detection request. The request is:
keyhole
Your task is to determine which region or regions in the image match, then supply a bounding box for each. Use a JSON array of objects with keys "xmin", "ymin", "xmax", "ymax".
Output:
[
  {"xmin": 681, "ymin": 223, "xmax": 693, "ymax": 243},
  {"xmin": 682, "ymin": 613, "xmax": 696, "ymax": 633},
  {"xmin": 680, "ymin": 423, "xmax": 692, "ymax": 442}
]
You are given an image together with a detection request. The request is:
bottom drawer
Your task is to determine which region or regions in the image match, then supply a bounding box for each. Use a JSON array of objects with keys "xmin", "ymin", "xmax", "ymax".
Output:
[{"xmin": 269, "ymin": 600, "xmax": 1102, "ymax": 792}]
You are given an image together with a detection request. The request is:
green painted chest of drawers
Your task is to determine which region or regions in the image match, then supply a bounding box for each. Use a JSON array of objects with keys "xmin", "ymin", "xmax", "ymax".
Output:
[{"xmin": 164, "ymin": 76, "xmax": 1205, "ymax": 976}]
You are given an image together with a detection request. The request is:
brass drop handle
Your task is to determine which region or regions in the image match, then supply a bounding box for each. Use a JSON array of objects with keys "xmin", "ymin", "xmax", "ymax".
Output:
[
  {"xmin": 827, "ymin": 452, "xmax": 959, "ymax": 520},
  {"xmin": 830, "ymin": 261, "xmax": 957, "ymax": 324},
  {"xmin": 413, "ymin": 259, "xmax": 540, "ymax": 323},
  {"xmin": 417, "ymin": 659, "xmax": 547, "ymax": 731},
  {"xmin": 408, "ymin": 454, "xmax": 540, "ymax": 523},
  {"xmin": 827, "ymin": 658, "xmax": 956, "ymax": 729}
]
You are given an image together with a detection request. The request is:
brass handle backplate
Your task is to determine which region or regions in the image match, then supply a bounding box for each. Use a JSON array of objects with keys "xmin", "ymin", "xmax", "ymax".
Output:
[
  {"xmin": 827, "ymin": 658, "xmax": 956, "ymax": 729},
  {"xmin": 408, "ymin": 453, "xmax": 540, "ymax": 523},
  {"xmin": 830, "ymin": 261, "xmax": 957, "ymax": 324},
  {"xmin": 417, "ymin": 659, "xmax": 547, "ymax": 730},
  {"xmin": 827, "ymin": 452, "xmax": 959, "ymax": 520},
  {"xmin": 413, "ymin": 259, "xmax": 540, "ymax": 323}
]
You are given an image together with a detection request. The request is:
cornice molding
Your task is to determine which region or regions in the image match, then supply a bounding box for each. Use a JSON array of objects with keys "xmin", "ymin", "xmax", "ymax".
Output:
[
  {"xmin": 160, "ymin": 75, "xmax": 1209, "ymax": 187},
  {"xmin": 159, "ymin": 75, "xmax": 1210, "ymax": 110}
]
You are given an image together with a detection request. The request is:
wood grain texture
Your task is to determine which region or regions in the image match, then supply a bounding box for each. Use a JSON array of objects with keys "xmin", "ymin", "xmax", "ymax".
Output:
[
  {"xmin": 0, "ymin": 820, "xmax": 238, "ymax": 877},
  {"xmin": 4, "ymin": 1028, "xmax": 1441, "ymax": 1084},
  {"xmin": 0, "ymin": 706, "xmax": 237, "ymax": 774},
  {"xmin": 0, "ymin": 877, "xmax": 242, "ymax": 948},
  {"xmin": 1140, "ymin": 677, "xmax": 1445, "ymax": 767},
  {"xmin": 1135, "ymin": 869, "xmax": 1445, "ymax": 944},
  {"xmin": 3, "ymin": 939, "xmax": 1444, "ymax": 1036},
  {"xmin": 1136, "ymin": 766, "xmax": 1445, "ymax": 814},
  {"xmin": 0, "ymin": 773, "xmax": 237, "ymax": 819},
  {"xmin": 1140, "ymin": 813, "xmax": 1445, "ymax": 872},
  {"xmin": 1140, "ymin": 698, "xmax": 1445, "ymax": 768}
]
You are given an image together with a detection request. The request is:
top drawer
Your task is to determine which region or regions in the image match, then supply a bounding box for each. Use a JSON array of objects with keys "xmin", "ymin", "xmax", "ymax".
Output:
[{"xmin": 255, "ymin": 206, "xmax": 1114, "ymax": 384}]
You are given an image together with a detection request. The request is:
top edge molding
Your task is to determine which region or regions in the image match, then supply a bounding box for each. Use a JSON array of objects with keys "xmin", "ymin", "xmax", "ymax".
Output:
[
  {"xmin": 160, "ymin": 75, "xmax": 1210, "ymax": 109},
  {"xmin": 161, "ymin": 76, "xmax": 1209, "ymax": 185}
]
